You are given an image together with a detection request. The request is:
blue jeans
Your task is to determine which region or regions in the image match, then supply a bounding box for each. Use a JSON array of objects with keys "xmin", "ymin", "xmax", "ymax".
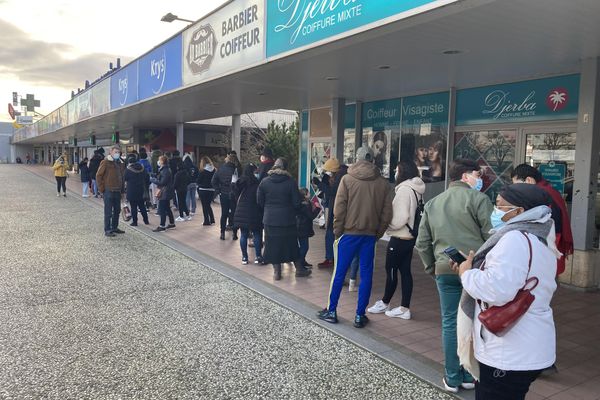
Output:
[
  {"xmin": 186, "ymin": 184, "xmax": 197, "ymax": 214},
  {"xmin": 325, "ymin": 227, "xmax": 334, "ymax": 261},
  {"xmin": 349, "ymin": 255, "xmax": 359, "ymax": 280},
  {"xmin": 328, "ymin": 234, "xmax": 376, "ymax": 316},
  {"xmin": 82, "ymin": 182, "xmax": 89, "ymax": 197},
  {"xmin": 92, "ymin": 179, "xmax": 98, "ymax": 195},
  {"xmin": 436, "ymin": 274, "xmax": 474, "ymax": 387},
  {"xmin": 240, "ymin": 228, "xmax": 263, "ymax": 259},
  {"xmin": 298, "ymin": 237, "xmax": 309, "ymax": 261},
  {"xmin": 103, "ymin": 191, "xmax": 121, "ymax": 233}
]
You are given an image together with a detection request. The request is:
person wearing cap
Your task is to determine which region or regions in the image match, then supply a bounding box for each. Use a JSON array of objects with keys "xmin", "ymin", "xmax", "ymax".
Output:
[
  {"xmin": 312, "ymin": 157, "xmax": 346, "ymax": 269},
  {"xmin": 257, "ymin": 147, "xmax": 275, "ymax": 182},
  {"xmin": 510, "ymin": 164, "xmax": 573, "ymax": 276},
  {"xmin": 454, "ymin": 183, "xmax": 560, "ymax": 399},
  {"xmin": 124, "ymin": 154, "xmax": 150, "ymax": 226},
  {"xmin": 415, "ymin": 158, "xmax": 493, "ymax": 393},
  {"xmin": 317, "ymin": 145, "xmax": 393, "ymax": 328},
  {"xmin": 96, "ymin": 145, "xmax": 126, "ymax": 237}
]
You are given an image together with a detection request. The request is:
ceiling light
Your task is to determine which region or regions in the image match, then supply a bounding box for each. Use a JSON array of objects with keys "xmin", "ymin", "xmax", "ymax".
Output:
[
  {"xmin": 257, "ymin": 91, "xmax": 267, "ymax": 96},
  {"xmin": 442, "ymin": 49, "xmax": 463, "ymax": 55},
  {"xmin": 325, "ymin": 77, "xmax": 338, "ymax": 81},
  {"xmin": 378, "ymin": 65, "xmax": 391, "ymax": 70},
  {"xmin": 211, "ymin": 102, "xmax": 220, "ymax": 106}
]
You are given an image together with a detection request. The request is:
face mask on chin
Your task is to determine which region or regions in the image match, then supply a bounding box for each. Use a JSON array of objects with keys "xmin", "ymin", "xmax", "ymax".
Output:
[{"xmin": 490, "ymin": 206, "xmax": 518, "ymax": 229}]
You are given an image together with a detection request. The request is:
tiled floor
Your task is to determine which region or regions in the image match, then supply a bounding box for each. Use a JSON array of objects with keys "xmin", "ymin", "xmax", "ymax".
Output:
[{"xmin": 29, "ymin": 165, "xmax": 600, "ymax": 399}]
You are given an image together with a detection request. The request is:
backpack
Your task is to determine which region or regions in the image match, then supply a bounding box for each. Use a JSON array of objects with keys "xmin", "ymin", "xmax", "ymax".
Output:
[{"xmin": 406, "ymin": 189, "xmax": 424, "ymax": 238}]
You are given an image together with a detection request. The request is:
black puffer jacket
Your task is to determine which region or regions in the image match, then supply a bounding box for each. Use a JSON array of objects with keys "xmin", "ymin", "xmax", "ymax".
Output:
[
  {"xmin": 233, "ymin": 176, "xmax": 263, "ymax": 230},
  {"xmin": 174, "ymin": 169, "xmax": 191, "ymax": 193},
  {"xmin": 124, "ymin": 162, "xmax": 150, "ymax": 201},
  {"xmin": 197, "ymin": 166, "xmax": 216, "ymax": 189},
  {"xmin": 211, "ymin": 162, "xmax": 237, "ymax": 195},
  {"xmin": 79, "ymin": 161, "xmax": 90, "ymax": 182},
  {"xmin": 88, "ymin": 154, "xmax": 102, "ymax": 179},
  {"xmin": 257, "ymin": 169, "xmax": 301, "ymax": 227},
  {"xmin": 154, "ymin": 165, "xmax": 174, "ymax": 201},
  {"xmin": 297, "ymin": 201, "xmax": 320, "ymax": 238}
]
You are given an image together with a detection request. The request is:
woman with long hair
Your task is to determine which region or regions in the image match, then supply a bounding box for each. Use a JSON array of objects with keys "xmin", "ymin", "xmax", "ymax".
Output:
[{"xmin": 197, "ymin": 156, "xmax": 216, "ymax": 226}]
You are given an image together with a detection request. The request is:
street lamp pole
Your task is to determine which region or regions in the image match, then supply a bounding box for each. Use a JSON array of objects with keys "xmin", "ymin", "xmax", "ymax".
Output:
[{"xmin": 160, "ymin": 13, "xmax": 194, "ymax": 24}]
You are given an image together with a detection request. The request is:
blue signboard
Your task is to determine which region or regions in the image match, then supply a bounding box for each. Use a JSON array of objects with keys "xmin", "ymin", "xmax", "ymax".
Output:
[
  {"xmin": 110, "ymin": 61, "xmax": 139, "ymax": 109},
  {"xmin": 138, "ymin": 35, "xmax": 183, "ymax": 101},
  {"xmin": 401, "ymin": 91, "xmax": 449, "ymax": 127},
  {"xmin": 267, "ymin": 0, "xmax": 446, "ymax": 57},
  {"xmin": 539, "ymin": 162, "xmax": 566, "ymax": 195},
  {"xmin": 456, "ymin": 75, "xmax": 580, "ymax": 126}
]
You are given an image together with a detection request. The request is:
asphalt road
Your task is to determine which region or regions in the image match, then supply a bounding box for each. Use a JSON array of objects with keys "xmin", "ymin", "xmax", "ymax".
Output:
[{"xmin": 0, "ymin": 166, "xmax": 452, "ymax": 399}]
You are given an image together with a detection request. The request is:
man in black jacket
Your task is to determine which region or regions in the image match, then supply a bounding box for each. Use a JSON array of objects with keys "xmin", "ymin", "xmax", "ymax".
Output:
[
  {"xmin": 211, "ymin": 155, "xmax": 238, "ymax": 240},
  {"xmin": 124, "ymin": 156, "xmax": 150, "ymax": 226},
  {"xmin": 88, "ymin": 150, "xmax": 103, "ymax": 198}
]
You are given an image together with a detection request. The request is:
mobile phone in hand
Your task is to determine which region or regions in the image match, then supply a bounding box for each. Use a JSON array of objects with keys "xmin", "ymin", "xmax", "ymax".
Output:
[{"xmin": 443, "ymin": 247, "xmax": 467, "ymax": 264}]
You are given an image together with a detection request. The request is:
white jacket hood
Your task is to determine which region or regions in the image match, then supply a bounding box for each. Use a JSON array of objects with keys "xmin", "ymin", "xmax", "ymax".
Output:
[
  {"xmin": 386, "ymin": 177, "xmax": 425, "ymax": 239},
  {"xmin": 396, "ymin": 177, "xmax": 426, "ymax": 195}
]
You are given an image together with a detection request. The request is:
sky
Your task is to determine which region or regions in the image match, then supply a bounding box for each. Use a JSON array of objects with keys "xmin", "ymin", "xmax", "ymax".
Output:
[{"xmin": 0, "ymin": 0, "xmax": 228, "ymax": 122}]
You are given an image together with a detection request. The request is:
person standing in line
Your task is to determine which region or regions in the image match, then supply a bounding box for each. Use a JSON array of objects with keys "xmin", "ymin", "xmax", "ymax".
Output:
[
  {"xmin": 233, "ymin": 163, "xmax": 264, "ymax": 265},
  {"xmin": 257, "ymin": 147, "xmax": 275, "ymax": 182},
  {"xmin": 455, "ymin": 184, "xmax": 559, "ymax": 400},
  {"xmin": 197, "ymin": 156, "xmax": 216, "ymax": 226},
  {"xmin": 313, "ymin": 158, "xmax": 347, "ymax": 269},
  {"xmin": 297, "ymin": 187, "xmax": 320, "ymax": 268},
  {"xmin": 88, "ymin": 150, "xmax": 103, "ymax": 198},
  {"xmin": 96, "ymin": 146, "xmax": 126, "ymax": 237},
  {"xmin": 151, "ymin": 155, "xmax": 176, "ymax": 232},
  {"xmin": 367, "ymin": 160, "xmax": 425, "ymax": 320},
  {"xmin": 138, "ymin": 151, "xmax": 153, "ymax": 209},
  {"xmin": 53, "ymin": 152, "xmax": 70, "ymax": 197},
  {"xmin": 212, "ymin": 154, "xmax": 238, "ymax": 240},
  {"xmin": 511, "ymin": 163, "xmax": 573, "ymax": 276},
  {"xmin": 124, "ymin": 155, "xmax": 150, "ymax": 226},
  {"xmin": 150, "ymin": 145, "xmax": 161, "ymax": 174},
  {"xmin": 415, "ymin": 158, "xmax": 493, "ymax": 393},
  {"xmin": 173, "ymin": 160, "xmax": 192, "ymax": 222},
  {"xmin": 257, "ymin": 158, "xmax": 312, "ymax": 280},
  {"xmin": 183, "ymin": 154, "xmax": 199, "ymax": 216},
  {"xmin": 317, "ymin": 146, "xmax": 393, "ymax": 328},
  {"xmin": 78, "ymin": 157, "xmax": 91, "ymax": 197}
]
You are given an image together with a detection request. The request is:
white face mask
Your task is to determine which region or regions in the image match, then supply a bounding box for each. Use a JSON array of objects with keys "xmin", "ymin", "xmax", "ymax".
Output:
[{"xmin": 113, "ymin": 152, "xmax": 120, "ymax": 160}]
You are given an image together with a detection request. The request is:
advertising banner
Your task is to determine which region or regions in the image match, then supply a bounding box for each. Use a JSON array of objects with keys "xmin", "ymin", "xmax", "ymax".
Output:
[
  {"xmin": 138, "ymin": 35, "xmax": 183, "ymax": 101},
  {"xmin": 362, "ymin": 99, "xmax": 401, "ymax": 179},
  {"xmin": 110, "ymin": 61, "xmax": 139, "ymax": 109},
  {"xmin": 456, "ymin": 74, "xmax": 580, "ymax": 125},
  {"xmin": 183, "ymin": 0, "xmax": 265, "ymax": 86},
  {"xmin": 75, "ymin": 90, "xmax": 92, "ymax": 121},
  {"xmin": 91, "ymin": 78, "xmax": 110, "ymax": 116},
  {"xmin": 266, "ymin": 0, "xmax": 455, "ymax": 57}
]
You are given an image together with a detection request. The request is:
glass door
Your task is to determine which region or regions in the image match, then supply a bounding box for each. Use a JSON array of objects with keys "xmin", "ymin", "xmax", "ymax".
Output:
[{"xmin": 453, "ymin": 130, "xmax": 517, "ymax": 201}]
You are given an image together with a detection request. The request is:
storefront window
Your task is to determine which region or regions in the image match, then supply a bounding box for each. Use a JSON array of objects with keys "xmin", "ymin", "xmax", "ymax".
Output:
[
  {"xmin": 362, "ymin": 99, "xmax": 401, "ymax": 180},
  {"xmin": 343, "ymin": 104, "xmax": 356, "ymax": 165},
  {"xmin": 399, "ymin": 92, "xmax": 449, "ymax": 184},
  {"xmin": 453, "ymin": 130, "xmax": 517, "ymax": 201}
]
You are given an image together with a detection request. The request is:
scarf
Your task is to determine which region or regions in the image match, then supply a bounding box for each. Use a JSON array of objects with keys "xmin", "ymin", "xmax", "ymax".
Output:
[{"xmin": 456, "ymin": 205, "xmax": 559, "ymax": 379}]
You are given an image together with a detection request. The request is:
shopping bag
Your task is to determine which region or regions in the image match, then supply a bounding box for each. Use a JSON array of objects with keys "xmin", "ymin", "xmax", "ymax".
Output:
[{"xmin": 122, "ymin": 202, "xmax": 132, "ymax": 222}]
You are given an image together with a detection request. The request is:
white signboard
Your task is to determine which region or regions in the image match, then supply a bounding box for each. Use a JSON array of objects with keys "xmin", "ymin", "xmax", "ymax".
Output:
[
  {"xmin": 16, "ymin": 115, "xmax": 33, "ymax": 124},
  {"xmin": 182, "ymin": 0, "xmax": 265, "ymax": 86}
]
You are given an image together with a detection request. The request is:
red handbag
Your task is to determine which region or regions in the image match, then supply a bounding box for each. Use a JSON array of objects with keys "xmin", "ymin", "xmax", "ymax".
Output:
[{"xmin": 477, "ymin": 232, "xmax": 538, "ymax": 337}]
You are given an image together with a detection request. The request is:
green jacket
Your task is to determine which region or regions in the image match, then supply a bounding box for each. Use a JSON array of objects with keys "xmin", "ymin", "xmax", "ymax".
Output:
[{"xmin": 415, "ymin": 181, "xmax": 494, "ymax": 276}]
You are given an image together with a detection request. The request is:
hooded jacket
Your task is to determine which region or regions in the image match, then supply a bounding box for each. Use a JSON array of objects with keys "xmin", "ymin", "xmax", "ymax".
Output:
[
  {"xmin": 174, "ymin": 168, "xmax": 191, "ymax": 193},
  {"xmin": 386, "ymin": 177, "xmax": 426, "ymax": 239},
  {"xmin": 183, "ymin": 155, "xmax": 199, "ymax": 186},
  {"xmin": 53, "ymin": 156, "xmax": 70, "ymax": 177},
  {"xmin": 257, "ymin": 168, "xmax": 301, "ymax": 227},
  {"xmin": 78, "ymin": 161, "xmax": 90, "ymax": 182},
  {"xmin": 96, "ymin": 155, "xmax": 125, "ymax": 193},
  {"xmin": 124, "ymin": 162, "xmax": 150, "ymax": 200},
  {"xmin": 333, "ymin": 160, "xmax": 393, "ymax": 239},
  {"xmin": 88, "ymin": 154, "xmax": 102, "ymax": 178},
  {"xmin": 154, "ymin": 165, "xmax": 174, "ymax": 201},
  {"xmin": 197, "ymin": 164, "xmax": 216, "ymax": 190},
  {"xmin": 211, "ymin": 161, "xmax": 237, "ymax": 195}
]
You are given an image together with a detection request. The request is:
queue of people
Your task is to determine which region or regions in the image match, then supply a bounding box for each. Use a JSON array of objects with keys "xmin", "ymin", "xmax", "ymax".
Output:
[{"xmin": 60, "ymin": 142, "xmax": 572, "ymax": 399}]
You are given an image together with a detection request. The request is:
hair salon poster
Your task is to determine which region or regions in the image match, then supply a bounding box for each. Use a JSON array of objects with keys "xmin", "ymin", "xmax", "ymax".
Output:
[{"xmin": 362, "ymin": 99, "xmax": 401, "ymax": 178}]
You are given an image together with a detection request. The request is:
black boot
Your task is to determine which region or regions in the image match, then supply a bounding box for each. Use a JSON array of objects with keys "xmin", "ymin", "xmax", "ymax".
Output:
[
  {"xmin": 273, "ymin": 264, "xmax": 282, "ymax": 280},
  {"xmin": 220, "ymin": 231, "xmax": 225, "ymax": 240},
  {"xmin": 232, "ymin": 230, "xmax": 238, "ymax": 241},
  {"xmin": 294, "ymin": 260, "xmax": 312, "ymax": 277}
]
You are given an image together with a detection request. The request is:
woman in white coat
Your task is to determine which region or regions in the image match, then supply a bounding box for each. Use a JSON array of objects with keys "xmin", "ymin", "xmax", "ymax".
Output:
[
  {"xmin": 367, "ymin": 161, "xmax": 425, "ymax": 319},
  {"xmin": 454, "ymin": 183, "xmax": 559, "ymax": 400}
]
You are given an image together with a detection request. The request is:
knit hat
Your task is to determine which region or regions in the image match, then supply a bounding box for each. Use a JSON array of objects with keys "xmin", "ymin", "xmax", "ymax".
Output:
[
  {"xmin": 500, "ymin": 183, "xmax": 550, "ymax": 211},
  {"xmin": 323, "ymin": 158, "xmax": 340, "ymax": 172},
  {"xmin": 127, "ymin": 155, "xmax": 137, "ymax": 164},
  {"xmin": 261, "ymin": 147, "xmax": 274, "ymax": 159},
  {"xmin": 139, "ymin": 152, "xmax": 148, "ymax": 160},
  {"xmin": 356, "ymin": 145, "xmax": 374, "ymax": 162}
]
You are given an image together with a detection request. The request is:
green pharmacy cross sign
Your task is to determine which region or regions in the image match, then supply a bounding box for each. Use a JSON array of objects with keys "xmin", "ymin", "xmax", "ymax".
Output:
[{"xmin": 20, "ymin": 94, "xmax": 40, "ymax": 112}]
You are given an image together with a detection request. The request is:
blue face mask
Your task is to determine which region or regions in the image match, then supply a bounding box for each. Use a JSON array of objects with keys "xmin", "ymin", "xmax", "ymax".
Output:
[
  {"xmin": 490, "ymin": 206, "xmax": 517, "ymax": 229},
  {"xmin": 472, "ymin": 177, "xmax": 483, "ymax": 192},
  {"xmin": 254, "ymin": 173, "xmax": 260, "ymax": 179}
]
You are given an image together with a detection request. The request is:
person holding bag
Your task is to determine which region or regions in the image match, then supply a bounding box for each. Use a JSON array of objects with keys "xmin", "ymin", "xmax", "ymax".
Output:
[{"xmin": 454, "ymin": 184, "xmax": 561, "ymax": 400}]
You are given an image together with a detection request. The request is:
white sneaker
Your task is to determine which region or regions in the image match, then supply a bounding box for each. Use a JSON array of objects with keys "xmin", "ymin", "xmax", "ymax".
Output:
[
  {"xmin": 367, "ymin": 300, "xmax": 389, "ymax": 314},
  {"xmin": 82, "ymin": 194, "xmax": 89, "ymax": 198},
  {"xmin": 175, "ymin": 216, "xmax": 185, "ymax": 222},
  {"xmin": 185, "ymin": 216, "xmax": 192, "ymax": 221},
  {"xmin": 385, "ymin": 306, "xmax": 411, "ymax": 320},
  {"xmin": 442, "ymin": 377, "xmax": 459, "ymax": 394},
  {"xmin": 56, "ymin": 193, "xmax": 60, "ymax": 197},
  {"xmin": 348, "ymin": 279, "xmax": 357, "ymax": 292},
  {"xmin": 190, "ymin": 212, "xmax": 195, "ymax": 216},
  {"xmin": 460, "ymin": 382, "xmax": 475, "ymax": 390}
]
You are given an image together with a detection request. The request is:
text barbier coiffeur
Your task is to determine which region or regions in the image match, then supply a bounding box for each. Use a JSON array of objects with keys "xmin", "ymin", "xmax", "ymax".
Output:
[{"xmin": 220, "ymin": 5, "xmax": 260, "ymax": 58}]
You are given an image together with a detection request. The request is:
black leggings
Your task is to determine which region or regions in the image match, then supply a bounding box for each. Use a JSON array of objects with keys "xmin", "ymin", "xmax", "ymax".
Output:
[
  {"xmin": 381, "ymin": 237, "xmax": 415, "ymax": 307},
  {"xmin": 476, "ymin": 362, "xmax": 542, "ymax": 400},
  {"xmin": 219, "ymin": 194, "xmax": 233, "ymax": 232},
  {"xmin": 55, "ymin": 176, "xmax": 67, "ymax": 193},
  {"xmin": 198, "ymin": 190, "xmax": 215, "ymax": 224},
  {"xmin": 175, "ymin": 190, "xmax": 189, "ymax": 217}
]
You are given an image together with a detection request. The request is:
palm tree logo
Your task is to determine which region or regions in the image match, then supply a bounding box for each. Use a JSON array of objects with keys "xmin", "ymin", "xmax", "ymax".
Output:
[{"xmin": 546, "ymin": 88, "xmax": 569, "ymax": 111}]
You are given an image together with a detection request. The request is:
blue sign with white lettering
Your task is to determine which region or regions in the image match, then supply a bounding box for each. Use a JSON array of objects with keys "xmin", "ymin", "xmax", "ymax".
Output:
[
  {"xmin": 110, "ymin": 61, "xmax": 139, "ymax": 109},
  {"xmin": 402, "ymin": 92, "xmax": 449, "ymax": 127},
  {"xmin": 266, "ymin": 0, "xmax": 446, "ymax": 57},
  {"xmin": 138, "ymin": 35, "xmax": 183, "ymax": 101},
  {"xmin": 456, "ymin": 75, "xmax": 580, "ymax": 125}
]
